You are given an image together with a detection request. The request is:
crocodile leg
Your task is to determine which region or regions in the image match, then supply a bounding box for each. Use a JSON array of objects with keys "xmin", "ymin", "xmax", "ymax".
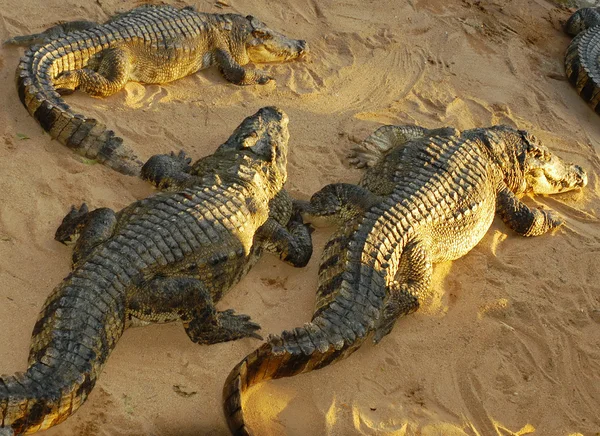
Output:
[
  {"xmin": 373, "ymin": 240, "xmax": 432, "ymax": 343},
  {"xmin": 258, "ymin": 214, "xmax": 313, "ymax": 268},
  {"xmin": 303, "ymin": 183, "xmax": 382, "ymax": 222},
  {"xmin": 348, "ymin": 125, "xmax": 458, "ymax": 169},
  {"xmin": 214, "ymin": 49, "xmax": 273, "ymax": 85},
  {"xmin": 140, "ymin": 150, "xmax": 197, "ymax": 190},
  {"xmin": 54, "ymin": 48, "xmax": 131, "ymax": 97},
  {"xmin": 128, "ymin": 276, "xmax": 262, "ymax": 345},
  {"xmin": 3, "ymin": 20, "xmax": 97, "ymax": 46},
  {"xmin": 54, "ymin": 204, "xmax": 118, "ymax": 266},
  {"xmin": 496, "ymin": 185, "xmax": 564, "ymax": 237},
  {"xmin": 348, "ymin": 125, "xmax": 429, "ymax": 169}
]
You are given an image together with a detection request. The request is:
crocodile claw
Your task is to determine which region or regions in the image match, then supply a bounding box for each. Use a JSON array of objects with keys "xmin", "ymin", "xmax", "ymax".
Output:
[
  {"xmin": 257, "ymin": 74, "xmax": 274, "ymax": 85},
  {"xmin": 217, "ymin": 309, "xmax": 263, "ymax": 341},
  {"xmin": 543, "ymin": 209, "xmax": 564, "ymax": 230},
  {"xmin": 170, "ymin": 150, "xmax": 192, "ymax": 166}
]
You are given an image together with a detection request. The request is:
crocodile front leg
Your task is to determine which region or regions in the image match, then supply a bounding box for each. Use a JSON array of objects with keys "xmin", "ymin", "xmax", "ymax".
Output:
[
  {"xmin": 128, "ymin": 276, "xmax": 262, "ymax": 345},
  {"xmin": 55, "ymin": 203, "xmax": 118, "ymax": 266},
  {"xmin": 496, "ymin": 185, "xmax": 564, "ymax": 237},
  {"xmin": 214, "ymin": 49, "xmax": 273, "ymax": 85},
  {"xmin": 373, "ymin": 239, "xmax": 432, "ymax": 343},
  {"xmin": 54, "ymin": 47, "xmax": 131, "ymax": 97}
]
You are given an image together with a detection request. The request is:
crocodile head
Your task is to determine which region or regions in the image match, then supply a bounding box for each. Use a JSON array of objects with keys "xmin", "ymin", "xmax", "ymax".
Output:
[
  {"xmin": 520, "ymin": 132, "xmax": 588, "ymax": 195},
  {"xmin": 218, "ymin": 106, "xmax": 290, "ymax": 190},
  {"xmin": 244, "ymin": 15, "xmax": 308, "ymax": 63}
]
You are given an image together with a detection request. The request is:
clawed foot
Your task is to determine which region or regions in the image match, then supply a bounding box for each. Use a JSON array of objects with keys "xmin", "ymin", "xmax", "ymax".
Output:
[
  {"xmin": 242, "ymin": 69, "xmax": 273, "ymax": 86},
  {"xmin": 347, "ymin": 148, "xmax": 376, "ymax": 169},
  {"xmin": 373, "ymin": 307, "xmax": 398, "ymax": 344},
  {"xmin": 217, "ymin": 309, "xmax": 263, "ymax": 340},
  {"xmin": 170, "ymin": 150, "xmax": 192, "ymax": 168},
  {"xmin": 185, "ymin": 309, "xmax": 262, "ymax": 345},
  {"xmin": 141, "ymin": 150, "xmax": 193, "ymax": 189},
  {"xmin": 256, "ymin": 72, "xmax": 274, "ymax": 85},
  {"xmin": 290, "ymin": 202, "xmax": 315, "ymax": 233},
  {"xmin": 542, "ymin": 209, "xmax": 564, "ymax": 230},
  {"xmin": 373, "ymin": 284, "xmax": 419, "ymax": 344},
  {"xmin": 55, "ymin": 203, "xmax": 89, "ymax": 244}
]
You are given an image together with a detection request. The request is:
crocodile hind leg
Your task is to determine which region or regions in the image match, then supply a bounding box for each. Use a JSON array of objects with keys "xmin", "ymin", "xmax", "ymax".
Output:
[
  {"xmin": 53, "ymin": 47, "xmax": 131, "ymax": 97},
  {"xmin": 140, "ymin": 150, "xmax": 194, "ymax": 190},
  {"xmin": 258, "ymin": 213, "xmax": 313, "ymax": 268},
  {"xmin": 3, "ymin": 20, "xmax": 97, "ymax": 46},
  {"xmin": 214, "ymin": 49, "xmax": 273, "ymax": 85},
  {"xmin": 55, "ymin": 203, "xmax": 117, "ymax": 266},
  {"xmin": 348, "ymin": 125, "xmax": 458, "ymax": 169},
  {"xmin": 302, "ymin": 183, "xmax": 382, "ymax": 224},
  {"xmin": 373, "ymin": 240, "xmax": 432, "ymax": 343},
  {"xmin": 128, "ymin": 277, "xmax": 262, "ymax": 345},
  {"xmin": 496, "ymin": 185, "xmax": 563, "ymax": 237}
]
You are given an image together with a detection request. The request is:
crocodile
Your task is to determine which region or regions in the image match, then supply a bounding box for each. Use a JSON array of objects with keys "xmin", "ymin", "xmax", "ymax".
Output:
[
  {"xmin": 222, "ymin": 124, "xmax": 588, "ymax": 435},
  {"xmin": 564, "ymin": 7, "xmax": 600, "ymax": 113},
  {"xmin": 6, "ymin": 4, "xmax": 308, "ymax": 176},
  {"xmin": 0, "ymin": 106, "xmax": 313, "ymax": 435}
]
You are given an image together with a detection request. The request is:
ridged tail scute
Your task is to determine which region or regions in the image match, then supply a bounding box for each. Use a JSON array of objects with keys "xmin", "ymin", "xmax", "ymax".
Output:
[
  {"xmin": 565, "ymin": 27, "xmax": 600, "ymax": 114},
  {"xmin": 15, "ymin": 42, "xmax": 142, "ymax": 176},
  {"xmin": 0, "ymin": 358, "xmax": 103, "ymax": 434},
  {"xmin": 0, "ymin": 260, "xmax": 127, "ymax": 434},
  {"xmin": 223, "ymin": 320, "xmax": 365, "ymax": 436}
]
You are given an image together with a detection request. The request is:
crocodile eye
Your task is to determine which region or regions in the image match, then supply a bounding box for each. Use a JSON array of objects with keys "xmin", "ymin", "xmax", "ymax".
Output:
[{"xmin": 252, "ymin": 29, "xmax": 271, "ymax": 40}]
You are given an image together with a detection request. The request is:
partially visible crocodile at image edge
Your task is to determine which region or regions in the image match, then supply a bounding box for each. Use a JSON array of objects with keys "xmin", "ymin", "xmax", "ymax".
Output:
[
  {"xmin": 564, "ymin": 7, "xmax": 600, "ymax": 114},
  {"xmin": 4, "ymin": 4, "xmax": 308, "ymax": 175},
  {"xmin": 222, "ymin": 123, "xmax": 587, "ymax": 435},
  {"xmin": 0, "ymin": 106, "xmax": 312, "ymax": 435}
]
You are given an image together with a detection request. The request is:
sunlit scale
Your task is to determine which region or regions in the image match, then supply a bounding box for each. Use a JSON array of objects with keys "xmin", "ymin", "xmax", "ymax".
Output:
[
  {"xmin": 0, "ymin": 107, "xmax": 313, "ymax": 435},
  {"xmin": 223, "ymin": 124, "xmax": 587, "ymax": 435},
  {"xmin": 7, "ymin": 4, "xmax": 308, "ymax": 176}
]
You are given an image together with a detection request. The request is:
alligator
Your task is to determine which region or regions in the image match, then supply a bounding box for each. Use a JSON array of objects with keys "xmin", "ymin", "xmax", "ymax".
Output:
[
  {"xmin": 222, "ymin": 124, "xmax": 588, "ymax": 435},
  {"xmin": 564, "ymin": 7, "xmax": 600, "ymax": 113},
  {"xmin": 0, "ymin": 106, "xmax": 313, "ymax": 435},
  {"xmin": 6, "ymin": 4, "xmax": 308, "ymax": 176}
]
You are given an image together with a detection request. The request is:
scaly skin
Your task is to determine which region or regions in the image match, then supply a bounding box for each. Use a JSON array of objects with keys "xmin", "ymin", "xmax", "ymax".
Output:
[
  {"xmin": 564, "ymin": 7, "xmax": 600, "ymax": 114},
  {"xmin": 0, "ymin": 107, "xmax": 312, "ymax": 435},
  {"xmin": 222, "ymin": 124, "xmax": 587, "ymax": 435},
  {"xmin": 5, "ymin": 4, "xmax": 308, "ymax": 176}
]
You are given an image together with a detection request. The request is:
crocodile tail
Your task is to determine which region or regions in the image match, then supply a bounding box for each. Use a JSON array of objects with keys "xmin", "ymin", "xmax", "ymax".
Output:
[
  {"xmin": 223, "ymin": 321, "xmax": 364, "ymax": 435},
  {"xmin": 15, "ymin": 41, "xmax": 142, "ymax": 176},
  {"xmin": 0, "ymin": 261, "xmax": 127, "ymax": 434},
  {"xmin": 565, "ymin": 27, "xmax": 600, "ymax": 114},
  {"xmin": 564, "ymin": 7, "xmax": 600, "ymax": 37}
]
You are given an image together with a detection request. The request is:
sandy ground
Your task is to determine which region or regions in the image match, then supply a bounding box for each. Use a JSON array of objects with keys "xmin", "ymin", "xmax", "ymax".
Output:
[{"xmin": 0, "ymin": 0, "xmax": 599, "ymax": 435}]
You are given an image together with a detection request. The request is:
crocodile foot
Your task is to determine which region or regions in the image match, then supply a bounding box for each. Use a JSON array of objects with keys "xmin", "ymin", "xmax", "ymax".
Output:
[
  {"xmin": 186, "ymin": 309, "xmax": 262, "ymax": 345},
  {"xmin": 543, "ymin": 209, "xmax": 564, "ymax": 230},
  {"xmin": 141, "ymin": 150, "xmax": 193, "ymax": 189},
  {"xmin": 55, "ymin": 203, "xmax": 89, "ymax": 244}
]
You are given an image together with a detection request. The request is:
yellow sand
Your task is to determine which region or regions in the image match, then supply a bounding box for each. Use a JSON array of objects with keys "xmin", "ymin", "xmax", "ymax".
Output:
[{"xmin": 0, "ymin": 0, "xmax": 598, "ymax": 435}]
